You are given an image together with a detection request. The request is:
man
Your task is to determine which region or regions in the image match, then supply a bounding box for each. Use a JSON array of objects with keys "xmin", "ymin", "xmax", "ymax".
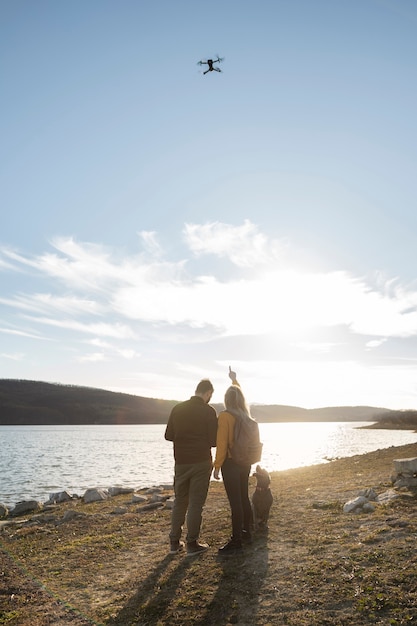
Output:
[{"xmin": 165, "ymin": 378, "xmax": 218, "ymax": 556}]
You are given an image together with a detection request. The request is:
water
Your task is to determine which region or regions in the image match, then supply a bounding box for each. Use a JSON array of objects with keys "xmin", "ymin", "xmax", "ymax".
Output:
[{"xmin": 0, "ymin": 422, "xmax": 416, "ymax": 508}]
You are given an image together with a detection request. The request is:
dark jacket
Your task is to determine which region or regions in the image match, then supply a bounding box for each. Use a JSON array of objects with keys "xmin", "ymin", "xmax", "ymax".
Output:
[{"xmin": 165, "ymin": 396, "xmax": 217, "ymax": 464}]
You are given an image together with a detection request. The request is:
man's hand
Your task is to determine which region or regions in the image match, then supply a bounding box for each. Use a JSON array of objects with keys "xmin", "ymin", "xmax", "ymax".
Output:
[
  {"xmin": 213, "ymin": 468, "xmax": 220, "ymax": 480},
  {"xmin": 228, "ymin": 365, "xmax": 237, "ymax": 383}
]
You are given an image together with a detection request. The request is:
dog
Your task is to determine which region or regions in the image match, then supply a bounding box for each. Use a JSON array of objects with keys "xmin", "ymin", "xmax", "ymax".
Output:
[{"xmin": 252, "ymin": 465, "xmax": 273, "ymax": 531}]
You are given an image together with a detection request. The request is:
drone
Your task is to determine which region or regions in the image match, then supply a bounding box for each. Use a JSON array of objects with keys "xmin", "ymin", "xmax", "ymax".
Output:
[{"xmin": 197, "ymin": 55, "xmax": 224, "ymax": 75}]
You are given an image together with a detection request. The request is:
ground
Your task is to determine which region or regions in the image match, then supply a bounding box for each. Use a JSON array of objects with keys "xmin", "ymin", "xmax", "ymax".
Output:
[{"xmin": 1, "ymin": 442, "xmax": 417, "ymax": 625}]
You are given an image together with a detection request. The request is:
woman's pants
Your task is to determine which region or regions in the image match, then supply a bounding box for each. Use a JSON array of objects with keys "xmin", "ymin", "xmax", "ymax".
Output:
[{"xmin": 221, "ymin": 457, "xmax": 253, "ymax": 541}]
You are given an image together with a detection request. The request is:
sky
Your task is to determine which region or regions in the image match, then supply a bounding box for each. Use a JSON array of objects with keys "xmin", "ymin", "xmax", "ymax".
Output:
[{"xmin": 1, "ymin": 0, "xmax": 417, "ymax": 410}]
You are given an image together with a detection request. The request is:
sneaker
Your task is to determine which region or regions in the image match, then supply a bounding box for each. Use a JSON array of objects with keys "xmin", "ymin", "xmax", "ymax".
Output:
[
  {"xmin": 218, "ymin": 538, "xmax": 243, "ymax": 555},
  {"xmin": 242, "ymin": 530, "xmax": 253, "ymax": 544},
  {"xmin": 169, "ymin": 540, "xmax": 185, "ymax": 554},
  {"xmin": 186, "ymin": 540, "xmax": 209, "ymax": 557}
]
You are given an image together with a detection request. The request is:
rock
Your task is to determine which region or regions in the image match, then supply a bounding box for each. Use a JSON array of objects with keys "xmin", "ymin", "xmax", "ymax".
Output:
[
  {"xmin": 131, "ymin": 493, "xmax": 148, "ymax": 504},
  {"xmin": 377, "ymin": 489, "xmax": 400, "ymax": 504},
  {"xmin": 61, "ymin": 509, "xmax": 86, "ymax": 522},
  {"xmin": 137, "ymin": 502, "xmax": 165, "ymax": 512},
  {"xmin": 358, "ymin": 488, "xmax": 378, "ymax": 501},
  {"xmin": 150, "ymin": 493, "xmax": 169, "ymax": 503},
  {"xmin": 0, "ymin": 503, "xmax": 8, "ymax": 519},
  {"xmin": 391, "ymin": 457, "xmax": 417, "ymax": 488},
  {"xmin": 83, "ymin": 488, "xmax": 109, "ymax": 503},
  {"xmin": 393, "ymin": 457, "xmax": 417, "ymax": 475},
  {"xmin": 394, "ymin": 477, "xmax": 417, "ymax": 488},
  {"xmin": 48, "ymin": 490, "xmax": 73, "ymax": 504},
  {"xmin": 362, "ymin": 502, "xmax": 376, "ymax": 513},
  {"xmin": 10, "ymin": 500, "xmax": 42, "ymax": 517},
  {"xmin": 343, "ymin": 496, "xmax": 368, "ymax": 513},
  {"xmin": 108, "ymin": 487, "xmax": 134, "ymax": 497},
  {"xmin": 165, "ymin": 497, "xmax": 175, "ymax": 510},
  {"xmin": 112, "ymin": 507, "xmax": 128, "ymax": 515}
]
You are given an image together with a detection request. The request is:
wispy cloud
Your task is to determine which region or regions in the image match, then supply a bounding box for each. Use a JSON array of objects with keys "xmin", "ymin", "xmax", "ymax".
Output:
[
  {"xmin": 22, "ymin": 316, "xmax": 136, "ymax": 339},
  {"xmin": 184, "ymin": 220, "xmax": 286, "ymax": 267},
  {"xmin": 0, "ymin": 352, "xmax": 25, "ymax": 361},
  {"xmin": 0, "ymin": 327, "xmax": 44, "ymax": 340},
  {"xmin": 2, "ymin": 223, "xmax": 417, "ymax": 354},
  {"xmin": 0, "ymin": 294, "xmax": 102, "ymax": 316},
  {"xmin": 77, "ymin": 352, "xmax": 108, "ymax": 363}
]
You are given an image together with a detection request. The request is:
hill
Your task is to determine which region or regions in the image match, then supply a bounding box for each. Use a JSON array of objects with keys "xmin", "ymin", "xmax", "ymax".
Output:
[
  {"xmin": 0, "ymin": 379, "xmax": 177, "ymax": 425},
  {"xmin": 0, "ymin": 379, "xmax": 393, "ymax": 425}
]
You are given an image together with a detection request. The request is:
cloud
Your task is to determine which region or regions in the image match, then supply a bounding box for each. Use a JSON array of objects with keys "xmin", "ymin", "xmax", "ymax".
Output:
[
  {"xmin": 0, "ymin": 352, "xmax": 24, "ymax": 361},
  {"xmin": 183, "ymin": 220, "xmax": 286, "ymax": 267},
  {"xmin": 365, "ymin": 338, "xmax": 387, "ymax": 350},
  {"xmin": 0, "ymin": 294, "xmax": 102, "ymax": 316},
  {"xmin": 22, "ymin": 316, "xmax": 136, "ymax": 339},
  {"xmin": 77, "ymin": 352, "xmax": 108, "ymax": 363},
  {"xmin": 0, "ymin": 327, "xmax": 44, "ymax": 340},
  {"xmin": 138, "ymin": 230, "xmax": 163, "ymax": 257},
  {"xmin": 2, "ymin": 224, "xmax": 417, "ymax": 349}
]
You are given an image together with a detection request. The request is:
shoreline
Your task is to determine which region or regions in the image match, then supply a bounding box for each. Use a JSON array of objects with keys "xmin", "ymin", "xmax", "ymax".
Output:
[
  {"xmin": 2, "ymin": 441, "xmax": 417, "ymax": 624},
  {"xmin": 2, "ymin": 439, "xmax": 417, "ymax": 515},
  {"xmin": 2, "ymin": 422, "xmax": 417, "ymax": 511}
]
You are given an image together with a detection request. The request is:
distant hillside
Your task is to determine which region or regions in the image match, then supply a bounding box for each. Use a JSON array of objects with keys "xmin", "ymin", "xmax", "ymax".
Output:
[
  {"xmin": 249, "ymin": 404, "xmax": 393, "ymax": 423},
  {"xmin": 0, "ymin": 379, "xmax": 177, "ymax": 425},
  {"xmin": 366, "ymin": 409, "xmax": 417, "ymax": 430},
  {"xmin": 0, "ymin": 379, "xmax": 394, "ymax": 425}
]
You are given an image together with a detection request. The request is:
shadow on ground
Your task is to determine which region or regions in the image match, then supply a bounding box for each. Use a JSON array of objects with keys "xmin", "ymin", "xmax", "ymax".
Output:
[
  {"xmin": 193, "ymin": 533, "xmax": 269, "ymax": 626},
  {"xmin": 105, "ymin": 531, "xmax": 269, "ymax": 626}
]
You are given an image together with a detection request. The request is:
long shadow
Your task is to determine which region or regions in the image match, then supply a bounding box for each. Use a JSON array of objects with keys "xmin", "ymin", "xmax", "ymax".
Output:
[
  {"xmin": 106, "ymin": 553, "xmax": 194, "ymax": 625},
  {"xmin": 193, "ymin": 532, "xmax": 269, "ymax": 626}
]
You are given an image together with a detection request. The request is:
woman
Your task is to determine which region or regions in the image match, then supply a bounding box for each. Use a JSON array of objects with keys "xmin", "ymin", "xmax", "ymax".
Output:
[{"xmin": 213, "ymin": 367, "xmax": 255, "ymax": 554}]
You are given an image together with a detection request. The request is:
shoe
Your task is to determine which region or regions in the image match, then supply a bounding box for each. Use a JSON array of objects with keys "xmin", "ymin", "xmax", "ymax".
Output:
[
  {"xmin": 242, "ymin": 530, "xmax": 253, "ymax": 544},
  {"xmin": 169, "ymin": 540, "xmax": 185, "ymax": 554},
  {"xmin": 186, "ymin": 540, "xmax": 209, "ymax": 557},
  {"xmin": 218, "ymin": 538, "xmax": 242, "ymax": 555}
]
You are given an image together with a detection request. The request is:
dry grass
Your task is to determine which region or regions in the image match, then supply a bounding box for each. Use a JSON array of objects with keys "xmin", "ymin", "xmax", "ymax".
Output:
[{"xmin": 2, "ymin": 442, "xmax": 417, "ymax": 625}]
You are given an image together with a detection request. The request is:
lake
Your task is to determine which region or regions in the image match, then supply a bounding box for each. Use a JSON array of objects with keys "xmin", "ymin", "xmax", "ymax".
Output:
[{"xmin": 1, "ymin": 422, "xmax": 416, "ymax": 508}]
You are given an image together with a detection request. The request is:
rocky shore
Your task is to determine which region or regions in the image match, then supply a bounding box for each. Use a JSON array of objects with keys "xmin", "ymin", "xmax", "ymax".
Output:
[
  {"xmin": 0, "ymin": 484, "xmax": 175, "ymax": 522},
  {"xmin": 1, "ymin": 442, "xmax": 417, "ymax": 625}
]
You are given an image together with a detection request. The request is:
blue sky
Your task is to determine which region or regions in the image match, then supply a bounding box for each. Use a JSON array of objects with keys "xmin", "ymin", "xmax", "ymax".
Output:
[{"xmin": 2, "ymin": 0, "xmax": 417, "ymax": 409}]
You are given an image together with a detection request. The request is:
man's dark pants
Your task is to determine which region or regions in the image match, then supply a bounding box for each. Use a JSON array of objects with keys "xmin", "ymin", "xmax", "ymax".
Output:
[{"xmin": 170, "ymin": 459, "xmax": 212, "ymax": 543}]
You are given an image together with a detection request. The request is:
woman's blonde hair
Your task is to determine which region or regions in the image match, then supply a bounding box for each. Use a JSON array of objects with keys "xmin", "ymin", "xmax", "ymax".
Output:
[{"xmin": 224, "ymin": 385, "xmax": 252, "ymax": 421}]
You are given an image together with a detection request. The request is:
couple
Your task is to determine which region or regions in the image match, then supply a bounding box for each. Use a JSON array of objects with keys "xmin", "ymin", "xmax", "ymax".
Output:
[{"xmin": 164, "ymin": 367, "xmax": 255, "ymax": 557}]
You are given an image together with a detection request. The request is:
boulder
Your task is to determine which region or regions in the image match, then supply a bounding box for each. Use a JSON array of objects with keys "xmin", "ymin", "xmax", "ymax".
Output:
[
  {"xmin": 83, "ymin": 488, "xmax": 109, "ymax": 503},
  {"xmin": 131, "ymin": 493, "xmax": 148, "ymax": 504},
  {"xmin": 391, "ymin": 457, "xmax": 417, "ymax": 489},
  {"xmin": 393, "ymin": 477, "xmax": 417, "ymax": 489},
  {"xmin": 137, "ymin": 502, "xmax": 165, "ymax": 512},
  {"xmin": 48, "ymin": 490, "xmax": 73, "ymax": 504},
  {"xmin": 343, "ymin": 496, "xmax": 368, "ymax": 514},
  {"xmin": 358, "ymin": 488, "xmax": 378, "ymax": 501},
  {"xmin": 0, "ymin": 503, "xmax": 8, "ymax": 519},
  {"xmin": 61, "ymin": 509, "xmax": 86, "ymax": 522},
  {"xmin": 150, "ymin": 493, "xmax": 169, "ymax": 503},
  {"xmin": 377, "ymin": 489, "xmax": 400, "ymax": 504},
  {"xmin": 362, "ymin": 502, "xmax": 376, "ymax": 513},
  {"xmin": 108, "ymin": 487, "xmax": 134, "ymax": 497},
  {"xmin": 10, "ymin": 500, "xmax": 42, "ymax": 517},
  {"xmin": 393, "ymin": 457, "xmax": 417, "ymax": 475}
]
